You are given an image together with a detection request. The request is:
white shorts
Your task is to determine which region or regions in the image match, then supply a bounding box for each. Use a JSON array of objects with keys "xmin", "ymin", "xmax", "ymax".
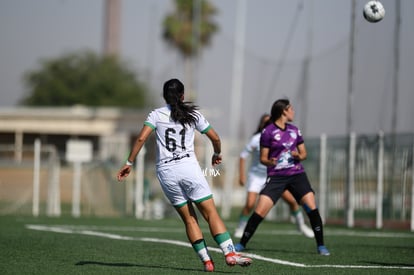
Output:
[
  {"xmin": 156, "ymin": 161, "xmax": 212, "ymax": 207},
  {"xmin": 246, "ymin": 172, "xmax": 267, "ymax": 193}
]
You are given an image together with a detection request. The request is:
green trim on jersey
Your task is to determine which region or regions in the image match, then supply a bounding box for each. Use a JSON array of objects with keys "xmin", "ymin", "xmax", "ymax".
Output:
[
  {"xmin": 194, "ymin": 194, "xmax": 213, "ymax": 204},
  {"xmin": 144, "ymin": 121, "xmax": 155, "ymax": 129},
  {"xmin": 173, "ymin": 190, "xmax": 212, "ymax": 209},
  {"xmin": 200, "ymin": 125, "xmax": 211, "ymax": 134},
  {"xmin": 175, "ymin": 201, "xmax": 188, "ymax": 208}
]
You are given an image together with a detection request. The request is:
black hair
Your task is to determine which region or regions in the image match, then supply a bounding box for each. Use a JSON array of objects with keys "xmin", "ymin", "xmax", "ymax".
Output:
[
  {"xmin": 254, "ymin": 113, "xmax": 270, "ymax": 134},
  {"xmin": 163, "ymin": 78, "xmax": 199, "ymax": 127},
  {"xmin": 270, "ymin": 98, "xmax": 290, "ymax": 121}
]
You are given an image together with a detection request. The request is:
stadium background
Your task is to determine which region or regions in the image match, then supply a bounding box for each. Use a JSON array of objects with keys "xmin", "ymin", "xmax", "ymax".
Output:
[
  {"xmin": 0, "ymin": 107, "xmax": 412, "ymax": 231},
  {"xmin": 1, "ymin": 0, "xmax": 413, "ymax": 231}
]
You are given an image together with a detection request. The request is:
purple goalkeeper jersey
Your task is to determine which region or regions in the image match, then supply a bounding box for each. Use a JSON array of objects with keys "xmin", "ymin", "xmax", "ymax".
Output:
[{"xmin": 260, "ymin": 122, "xmax": 305, "ymax": 176}]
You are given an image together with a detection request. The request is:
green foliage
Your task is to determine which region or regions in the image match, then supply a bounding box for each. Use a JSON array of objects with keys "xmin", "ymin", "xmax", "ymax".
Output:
[
  {"xmin": 163, "ymin": 0, "xmax": 218, "ymax": 57},
  {"xmin": 20, "ymin": 51, "xmax": 148, "ymax": 107}
]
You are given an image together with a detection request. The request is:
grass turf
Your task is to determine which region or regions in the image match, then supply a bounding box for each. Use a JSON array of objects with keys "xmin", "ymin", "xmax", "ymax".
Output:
[{"xmin": 0, "ymin": 215, "xmax": 413, "ymax": 274}]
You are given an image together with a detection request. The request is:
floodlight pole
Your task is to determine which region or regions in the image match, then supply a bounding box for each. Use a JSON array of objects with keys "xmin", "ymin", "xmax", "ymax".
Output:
[
  {"xmin": 388, "ymin": 0, "xmax": 401, "ymax": 219},
  {"xmin": 345, "ymin": 0, "xmax": 356, "ymax": 228},
  {"xmin": 221, "ymin": 0, "xmax": 247, "ymax": 219},
  {"xmin": 391, "ymin": 0, "xmax": 401, "ymax": 137},
  {"xmin": 192, "ymin": 0, "xmax": 201, "ymax": 101}
]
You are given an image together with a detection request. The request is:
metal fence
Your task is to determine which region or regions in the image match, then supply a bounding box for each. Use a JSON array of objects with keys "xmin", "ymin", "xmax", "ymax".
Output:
[
  {"xmin": 0, "ymin": 132, "xmax": 413, "ymax": 231},
  {"xmin": 304, "ymin": 132, "xmax": 413, "ymax": 230}
]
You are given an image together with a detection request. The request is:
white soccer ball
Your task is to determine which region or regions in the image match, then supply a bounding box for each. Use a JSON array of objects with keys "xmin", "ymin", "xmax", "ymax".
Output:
[{"xmin": 363, "ymin": 1, "xmax": 385, "ymax": 23}]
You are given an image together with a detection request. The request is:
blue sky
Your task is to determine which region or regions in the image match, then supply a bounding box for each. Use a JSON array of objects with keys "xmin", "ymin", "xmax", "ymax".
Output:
[{"xmin": 0, "ymin": 0, "xmax": 413, "ymax": 138}]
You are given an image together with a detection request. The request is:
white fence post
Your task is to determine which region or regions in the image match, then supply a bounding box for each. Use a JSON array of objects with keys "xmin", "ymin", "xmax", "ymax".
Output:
[
  {"xmin": 376, "ymin": 131, "xmax": 384, "ymax": 229},
  {"xmin": 411, "ymin": 140, "xmax": 414, "ymax": 232},
  {"xmin": 319, "ymin": 133, "xmax": 327, "ymax": 223},
  {"xmin": 32, "ymin": 139, "xmax": 41, "ymax": 217},
  {"xmin": 47, "ymin": 146, "xmax": 61, "ymax": 217},
  {"xmin": 66, "ymin": 140, "xmax": 93, "ymax": 218},
  {"xmin": 71, "ymin": 162, "xmax": 82, "ymax": 218},
  {"xmin": 346, "ymin": 132, "xmax": 356, "ymax": 228},
  {"xmin": 135, "ymin": 146, "xmax": 146, "ymax": 219}
]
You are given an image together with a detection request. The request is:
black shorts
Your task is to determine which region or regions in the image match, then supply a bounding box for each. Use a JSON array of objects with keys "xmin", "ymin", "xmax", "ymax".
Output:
[{"xmin": 260, "ymin": 172, "xmax": 314, "ymax": 204}]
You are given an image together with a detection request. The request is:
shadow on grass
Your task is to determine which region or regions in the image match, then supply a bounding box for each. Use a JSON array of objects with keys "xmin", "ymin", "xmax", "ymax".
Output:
[{"xmin": 75, "ymin": 261, "xmax": 235, "ymax": 273}]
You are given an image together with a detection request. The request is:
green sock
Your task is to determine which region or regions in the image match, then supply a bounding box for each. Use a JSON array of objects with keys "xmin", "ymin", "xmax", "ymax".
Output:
[
  {"xmin": 214, "ymin": 232, "xmax": 234, "ymax": 255},
  {"xmin": 192, "ymin": 239, "xmax": 211, "ymax": 262}
]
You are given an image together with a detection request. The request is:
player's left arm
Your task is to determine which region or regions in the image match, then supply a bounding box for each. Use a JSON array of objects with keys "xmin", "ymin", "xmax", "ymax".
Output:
[{"xmin": 205, "ymin": 127, "xmax": 222, "ymax": 166}]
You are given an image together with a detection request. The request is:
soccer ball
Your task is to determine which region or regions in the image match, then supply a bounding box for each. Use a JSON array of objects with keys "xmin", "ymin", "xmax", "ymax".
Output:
[{"xmin": 363, "ymin": 1, "xmax": 385, "ymax": 23}]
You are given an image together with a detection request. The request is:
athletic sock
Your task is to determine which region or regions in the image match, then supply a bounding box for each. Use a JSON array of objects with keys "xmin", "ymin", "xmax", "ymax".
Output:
[
  {"xmin": 213, "ymin": 231, "xmax": 234, "ymax": 255},
  {"xmin": 239, "ymin": 212, "xmax": 263, "ymax": 247},
  {"xmin": 192, "ymin": 239, "xmax": 211, "ymax": 262},
  {"xmin": 237, "ymin": 214, "xmax": 249, "ymax": 230},
  {"xmin": 292, "ymin": 209, "xmax": 305, "ymax": 228},
  {"xmin": 307, "ymin": 208, "xmax": 324, "ymax": 246}
]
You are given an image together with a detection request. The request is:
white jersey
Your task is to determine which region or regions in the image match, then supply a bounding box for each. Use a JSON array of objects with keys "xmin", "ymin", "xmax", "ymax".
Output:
[
  {"xmin": 240, "ymin": 132, "xmax": 267, "ymax": 177},
  {"xmin": 144, "ymin": 106, "xmax": 211, "ymax": 168}
]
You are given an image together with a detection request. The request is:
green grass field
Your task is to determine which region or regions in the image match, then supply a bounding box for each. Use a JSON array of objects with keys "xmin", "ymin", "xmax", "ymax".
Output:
[{"xmin": 0, "ymin": 215, "xmax": 413, "ymax": 274}]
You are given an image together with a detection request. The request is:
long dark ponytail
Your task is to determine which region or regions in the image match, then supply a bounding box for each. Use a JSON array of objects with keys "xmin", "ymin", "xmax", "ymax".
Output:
[{"xmin": 163, "ymin": 79, "xmax": 199, "ymax": 127}]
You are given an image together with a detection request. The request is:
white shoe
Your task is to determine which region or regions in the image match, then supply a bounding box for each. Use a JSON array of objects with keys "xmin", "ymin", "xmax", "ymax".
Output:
[
  {"xmin": 299, "ymin": 224, "xmax": 314, "ymax": 238},
  {"xmin": 234, "ymin": 227, "xmax": 244, "ymax": 238}
]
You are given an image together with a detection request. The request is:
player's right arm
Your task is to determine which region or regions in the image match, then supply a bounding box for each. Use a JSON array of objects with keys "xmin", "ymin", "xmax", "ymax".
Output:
[
  {"xmin": 239, "ymin": 157, "xmax": 247, "ymax": 186},
  {"xmin": 260, "ymin": 146, "xmax": 276, "ymax": 167},
  {"xmin": 117, "ymin": 125, "xmax": 153, "ymax": 181}
]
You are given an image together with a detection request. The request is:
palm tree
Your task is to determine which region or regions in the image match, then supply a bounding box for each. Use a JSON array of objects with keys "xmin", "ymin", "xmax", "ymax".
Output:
[{"xmin": 163, "ymin": 0, "xmax": 218, "ymax": 100}]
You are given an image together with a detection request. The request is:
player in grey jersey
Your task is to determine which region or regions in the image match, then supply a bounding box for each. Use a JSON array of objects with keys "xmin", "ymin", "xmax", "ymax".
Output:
[
  {"xmin": 235, "ymin": 99, "xmax": 330, "ymax": 256},
  {"xmin": 117, "ymin": 79, "xmax": 251, "ymax": 272}
]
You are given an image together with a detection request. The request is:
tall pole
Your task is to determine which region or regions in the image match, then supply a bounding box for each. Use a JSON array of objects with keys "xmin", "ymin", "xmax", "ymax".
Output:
[
  {"xmin": 192, "ymin": 0, "xmax": 201, "ymax": 101},
  {"xmin": 388, "ymin": 0, "xmax": 401, "ymax": 219},
  {"xmin": 346, "ymin": 0, "xmax": 356, "ymax": 228},
  {"xmin": 298, "ymin": 0, "xmax": 313, "ymax": 135},
  {"xmin": 145, "ymin": 4, "xmax": 156, "ymax": 92},
  {"xmin": 221, "ymin": 0, "xmax": 247, "ymax": 219},
  {"xmin": 391, "ymin": 0, "xmax": 401, "ymax": 136},
  {"xmin": 103, "ymin": 0, "xmax": 121, "ymax": 56},
  {"xmin": 347, "ymin": 0, "xmax": 356, "ymax": 136}
]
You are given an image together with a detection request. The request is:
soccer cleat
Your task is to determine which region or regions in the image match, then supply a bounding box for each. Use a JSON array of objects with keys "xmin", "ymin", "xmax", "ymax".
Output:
[
  {"xmin": 317, "ymin": 245, "xmax": 330, "ymax": 256},
  {"xmin": 234, "ymin": 243, "xmax": 245, "ymax": 252},
  {"xmin": 225, "ymin": 252, "xmax": 252, "ymax": 267},
  {"xmin": 299, "ymin": 224, "xmax": 314, "ymax": 238},
  {"xmin": 234, "ymin": 227, "xmax": 244, "ymax": 238},
  {"xmin": 203, "ymin": 260, "xmax": 215, "ymax": 272}
]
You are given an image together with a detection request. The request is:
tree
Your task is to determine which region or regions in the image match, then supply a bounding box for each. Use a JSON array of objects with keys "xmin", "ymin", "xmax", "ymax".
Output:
[
  {"xmin": 20, "ymin": 50, "xmax": 148, "ymax": 108},
  {"xmin": 163, "ymin": 0, "xmax": 218, "ymax": 99}
]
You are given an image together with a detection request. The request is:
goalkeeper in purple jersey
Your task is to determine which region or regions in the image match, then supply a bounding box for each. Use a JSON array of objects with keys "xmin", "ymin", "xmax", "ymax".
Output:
[
  {"xmin": 235, "ymin": 99, "xmax": 330, "ymax": 256},
  {"xmin": 117, "ymin": 78, "xmax": 251, "ymax": 272}
]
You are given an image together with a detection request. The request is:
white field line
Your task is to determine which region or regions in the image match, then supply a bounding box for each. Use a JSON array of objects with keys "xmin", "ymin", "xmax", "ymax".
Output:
[
  {"xmin": 27, "ymin": 224, "xmax": 414, "ymax": 239},
  {"xmin": 26, "ymin": 224, "xmax": 414, "ymax": 270}
]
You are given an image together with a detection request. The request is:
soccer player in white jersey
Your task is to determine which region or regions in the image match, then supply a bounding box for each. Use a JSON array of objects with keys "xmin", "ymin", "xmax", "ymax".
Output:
[
  {"xmin": 234, "ymin": 114, "xmax": 314, "ymax": 239},
  {"xmin": 117, "ymin": 78, "xmax": 252, "ymax": 272}
]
